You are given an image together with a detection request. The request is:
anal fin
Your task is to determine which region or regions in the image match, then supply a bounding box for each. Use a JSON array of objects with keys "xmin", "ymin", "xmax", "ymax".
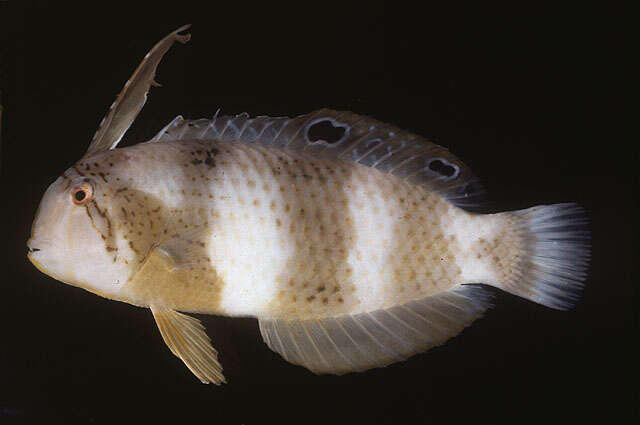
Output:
[
  {"xmin": 258, "ymin": 284, "xmax": 492, "ymax": 375},
  {"xmin": 150, "ymin": 305, "xmax": 226, "ymax": 384}
]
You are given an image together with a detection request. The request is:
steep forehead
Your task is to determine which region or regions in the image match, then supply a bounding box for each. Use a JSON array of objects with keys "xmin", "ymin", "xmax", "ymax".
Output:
[
  {"xmin": 69, "ymin": 149, "xmax": 127, "ymax": 183},
  {"xmin": 63, "ymin": 147, "xmax": 155, "ymax": 193},
  {"xmin": 70, "ymin": 142, "xmax": 190, "ymax": 185},
  {"xmin": 50, "ymin": 147, "xmax": 128, "ymax": 180}
]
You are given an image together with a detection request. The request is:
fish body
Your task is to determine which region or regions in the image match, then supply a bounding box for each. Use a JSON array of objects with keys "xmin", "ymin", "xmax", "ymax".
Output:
[
  {"xmin": 27, "ymin": 26, "xmax": 590, "ymax": 383},
  {"xmin": 42, "ymin": 137, "xmax": 519, "ymax": 319}
]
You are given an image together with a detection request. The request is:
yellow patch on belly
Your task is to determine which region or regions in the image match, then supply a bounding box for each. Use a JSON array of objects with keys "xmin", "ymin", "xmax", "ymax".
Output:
[{"xmin": 121, "ymin": 246, "xmax": 225, "ymax": 313}]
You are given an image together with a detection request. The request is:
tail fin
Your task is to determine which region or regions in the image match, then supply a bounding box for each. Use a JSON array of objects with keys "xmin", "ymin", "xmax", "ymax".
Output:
[{"xmin": 497, "ymin": 203, "xmax": 590, "ymax": 310}]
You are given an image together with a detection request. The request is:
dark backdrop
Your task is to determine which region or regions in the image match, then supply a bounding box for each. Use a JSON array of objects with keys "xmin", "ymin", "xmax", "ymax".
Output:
[{"xmin": 0, "ymin": 2, "xmax": 634, "ymax": 424}]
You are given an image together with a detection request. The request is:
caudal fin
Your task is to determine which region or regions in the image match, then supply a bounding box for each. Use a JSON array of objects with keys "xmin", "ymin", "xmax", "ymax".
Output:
[{"xmin": 497, "ymin": 203, "xmax": 590, "ymax": 310}]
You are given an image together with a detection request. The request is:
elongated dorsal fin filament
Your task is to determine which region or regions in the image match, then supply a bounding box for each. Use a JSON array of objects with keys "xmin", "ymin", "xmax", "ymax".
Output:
[{"xmin": 85, "ymin": 24, "xmax": 191, "ymax": 156}]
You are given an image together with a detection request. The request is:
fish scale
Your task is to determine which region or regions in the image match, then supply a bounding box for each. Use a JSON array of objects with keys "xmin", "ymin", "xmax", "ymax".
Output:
[
  {"xmin": 27, "ymin": 26, "xmax": 590, "ymax": 382},
  {"xmin": 70, "ymin": 136, "xmax": 524, "ymax": 320}
]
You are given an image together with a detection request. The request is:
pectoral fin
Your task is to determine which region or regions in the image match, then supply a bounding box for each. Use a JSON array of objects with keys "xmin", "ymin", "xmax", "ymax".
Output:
[
  {"xmin": 137, "ymin": 227, "xmax": 209, "ymax": 274},
  {"xmin": 150, "ymin": 305, "xmax": 226, "ymax": 384}
]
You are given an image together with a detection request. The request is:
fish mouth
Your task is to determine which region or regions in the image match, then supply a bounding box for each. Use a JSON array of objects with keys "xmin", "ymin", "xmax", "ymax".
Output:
[
  {"xmin": 26, "ymin": 239, "xmax": 60, "ymax": 281},
  {"xmin": 26, "ymin": 237, "xmax": 40, "ymax": 253},
  {"xmin": 26, "ymin": 240, "xmax": 116, "ymax": 299},
  {"xmin": 26, "ymin": 239, "xmax": 45, "ymax": 271},
  {"xmin": 27, "ymin": 246, "xmax": 96, "ymax": 294}
]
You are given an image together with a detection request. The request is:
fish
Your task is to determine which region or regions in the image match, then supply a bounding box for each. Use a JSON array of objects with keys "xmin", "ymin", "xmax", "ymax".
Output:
[{"xmin": 27, "ymin": 25, "xmax": 590, "ymax": 384}]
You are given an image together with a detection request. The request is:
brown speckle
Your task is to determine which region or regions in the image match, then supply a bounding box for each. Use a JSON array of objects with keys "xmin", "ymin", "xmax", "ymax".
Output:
[{"xmin": 128, "ymin": 241, "xmax": 139, "ymax": 254}]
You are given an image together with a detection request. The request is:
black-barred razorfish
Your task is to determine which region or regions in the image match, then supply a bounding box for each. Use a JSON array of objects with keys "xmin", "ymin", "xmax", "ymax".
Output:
[{"xmin": 27, "ymin": 25, "xmax": 590, "ymax": 384}]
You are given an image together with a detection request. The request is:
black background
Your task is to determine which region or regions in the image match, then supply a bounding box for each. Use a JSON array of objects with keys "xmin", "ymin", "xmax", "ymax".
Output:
[{"xmin": 0, "ymin": 2, "xmax": 635, "ymax": 424}]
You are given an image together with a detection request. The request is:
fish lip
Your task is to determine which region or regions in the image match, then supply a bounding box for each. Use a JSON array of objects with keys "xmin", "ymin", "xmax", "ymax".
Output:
[
  {"xmin": 27, "ymin": 251, "xmax": 50, "ymax": 277},
  {"xmin": 26, "ymin": 240, "xmax": 60, "ymax": 282},
  {"xmin": 27, "ymin": 244, "xmax": 114, "ymax": 299},
  {"xmin": 27, "ymin": 250, "xmax": 93, "ymax": 294},
  {"xmin": 26, "ymin": 238, "xmax": 38, "ymax": 254},
  {"xmin": 27, "ymin": 236, "xmax": 46, "ymax": 255}
]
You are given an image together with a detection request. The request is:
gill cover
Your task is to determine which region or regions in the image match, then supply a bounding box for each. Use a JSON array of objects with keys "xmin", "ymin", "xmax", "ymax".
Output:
[{"xmin": 85, "ymin": 24, "xmax": 191, "ymax": 155}]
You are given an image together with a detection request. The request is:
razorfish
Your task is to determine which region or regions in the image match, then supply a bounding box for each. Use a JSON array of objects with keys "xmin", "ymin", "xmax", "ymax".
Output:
[{"xmin": 27, "ymin": 25, "xmax": 590, "ymax": 384}]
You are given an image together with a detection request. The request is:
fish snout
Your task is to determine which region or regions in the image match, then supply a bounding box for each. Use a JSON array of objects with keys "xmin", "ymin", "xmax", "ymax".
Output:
[
  {"xmin": 26, "ymin": 239, "xmax": 55, "ymax": 278},
  {"xmin": 26, "ymin": 237, "xmax": 44, "ymax": 255},
  {"xmin": 26, "ymin": 238, "xmax": 51, "ymax": 262}
]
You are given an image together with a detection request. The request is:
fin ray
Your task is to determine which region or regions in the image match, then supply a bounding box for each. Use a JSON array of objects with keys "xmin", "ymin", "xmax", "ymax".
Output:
[
  {"xmin": 151, "ymin": 109, "xmax": 486, "ymax": 210},
  {"xmin": 258, "ymin": 285, "xmax": 492, "ymax": 375},
  {"xmin": 495, "ymin": 203, "xmax": 590, "ymax": 310},
  {"xmin": 332, "ymin": 317, "xmax": 375, "ymax": 366},
  {"xmin": 150, "ymin": 305, "xmax": 225, "ymax": 384},
  {"xmin": 86, "ymin": 25, "xmax": 191, "ymax": 155},
  {"xmin": 313, "ymin": 320, "xmax": 357, "ymax": 369},
  {"xmin": 161, "ymin": 311, "xmax": 223, "ymax": 382},
  {"xmin": 302, "ymin": 322, "xmax": 332, "ymax": 371}
]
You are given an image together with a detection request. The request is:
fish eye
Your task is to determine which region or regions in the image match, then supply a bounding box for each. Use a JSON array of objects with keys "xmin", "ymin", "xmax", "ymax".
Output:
[{"xmin": 71, "ymin": 182, "xmax": 93, "ymax": 205}]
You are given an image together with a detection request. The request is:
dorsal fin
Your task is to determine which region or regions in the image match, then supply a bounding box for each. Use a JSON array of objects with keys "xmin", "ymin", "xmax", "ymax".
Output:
[
  {"xmin": 85, "ymin": 25, "xmax": 191, "ymax": 156},
  {"xmin": 150, "ymin": 109, "xmax": 486, "ymax": 210}
]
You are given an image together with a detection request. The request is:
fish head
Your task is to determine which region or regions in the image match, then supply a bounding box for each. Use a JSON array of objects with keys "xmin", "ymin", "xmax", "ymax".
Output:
[
  {"xmin": 27, "ymin": 160, "xmax": 134, "ymax": 298},
  {"xmin": 27, "ymin": 24, "xmax": 193, "ymax": 300}
]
